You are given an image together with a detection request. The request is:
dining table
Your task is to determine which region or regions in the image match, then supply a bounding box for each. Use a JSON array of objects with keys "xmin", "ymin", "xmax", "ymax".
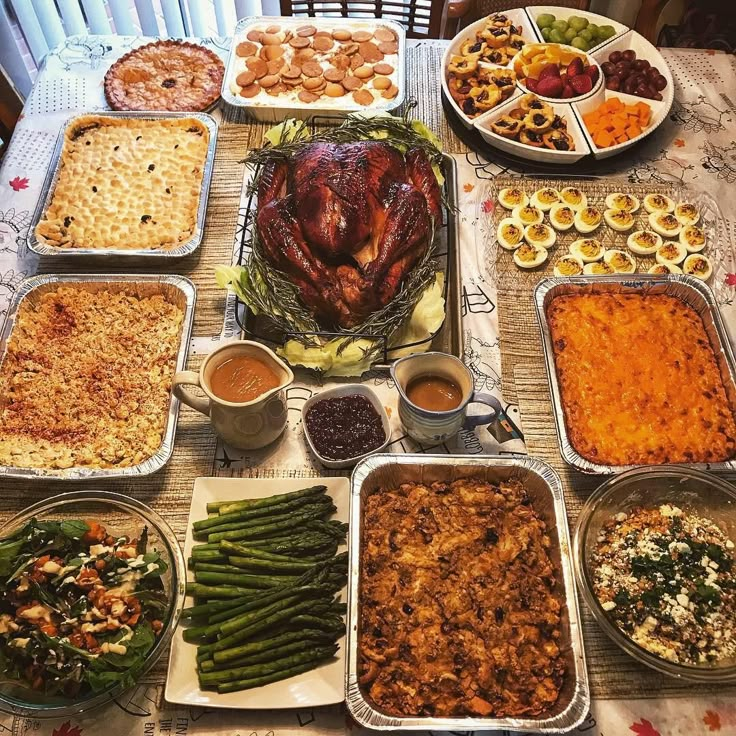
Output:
[{"xmin": 0, "ymin": 29, "xmax": 735, "ymax": 736}]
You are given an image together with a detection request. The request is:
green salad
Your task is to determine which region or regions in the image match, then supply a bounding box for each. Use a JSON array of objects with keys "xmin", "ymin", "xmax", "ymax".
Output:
[{"xmin": 0, "ymin": 518, "xmax": 169, "ymax": 698}]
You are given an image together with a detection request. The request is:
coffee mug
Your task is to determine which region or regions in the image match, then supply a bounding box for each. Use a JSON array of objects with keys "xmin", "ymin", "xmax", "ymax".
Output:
[
  {"xmin": 391, "ymin": 352, "xmax": 501, "ymax": 444},
  {"xmin": 172, "ymin": 341, "xmax": 294, "ymax": 450}
]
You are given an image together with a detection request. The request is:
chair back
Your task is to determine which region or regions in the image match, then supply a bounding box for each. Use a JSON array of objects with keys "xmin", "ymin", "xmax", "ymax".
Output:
[
  {"xmin": 0, "ymin": 0, "xmax": 257, "ymax": 97},
  {"xmin": 279, "ymin": 0, "xmax": 445, "ymax": 38},
  {"xmin": 465, "ymin": 0, "xmax": 590, "ymax": 25}
]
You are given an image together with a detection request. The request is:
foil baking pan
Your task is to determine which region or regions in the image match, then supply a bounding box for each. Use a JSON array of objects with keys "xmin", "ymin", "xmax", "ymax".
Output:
[
  {"xmin": 222, "ymin": 16, "xmax": 406, "ymax": 122},
  {"xmin": 27, "ymin": 112, "xmax": 218, "ymax": 260},
  {"xmin": 535, "ymin": 274, "xmax": 736, "ymax": 474},
  {"xmin": 346, "ymin": 453, "xmax": 590, "ymax": 732},
  {"xmin": 0, "ymin": 273, "xmax": 196, "ymax": 480}
]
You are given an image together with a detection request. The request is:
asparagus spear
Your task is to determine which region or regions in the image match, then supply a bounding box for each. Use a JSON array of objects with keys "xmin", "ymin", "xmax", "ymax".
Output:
[
  {"xmin": 205, "ymin": 485, "xmax": 327, "ymax": 515},
  {"xmin": 193, "ymin": 571, "xmax": 298, "ymax": 588}
]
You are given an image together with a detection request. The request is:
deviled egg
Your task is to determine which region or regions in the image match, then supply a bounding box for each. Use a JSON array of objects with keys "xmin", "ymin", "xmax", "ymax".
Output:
[
  {"xmin": 524, "ymin": 222, "xmax": 557, "ymax": 249},
  {"xmin": 643, "ymin": 193, "xmax": 675, "ymax": 214},
  {"xmin": 649, "ymin": 212, "xmax": 682, "ymax": 238},
  {"xmin": 498, "ymin": 187, "xmax": 528, "ymax": 210},
  {"xmin": 627, "ymin": 229, "xmax": 662, "ymax": 255},
  {"xmin": 574, "ymin": 206, "xmax": 603, "ymax": 234},
  {"xmin": 559, "ymin": 186, "xmax": 587, "ymax": 210},
  {"xmin": 682, "ymin": 253, "xmax": 712, "ymax": 280},
  {"xmin": 656, "ymin": 241, "xmax": 687, "ymax": 266},
  {"xmin": 604, "ymin": 208, "xmax": 636, "ymax": 232},
  {"xmin": 512, "ymin": 204, "xmax": 544, "ymax": 226},
  {"xmin": 583, "ymin": 261, "xmax": 616, "ymax": 275},
  {"xmin": 513, "ymin": 243, "xmax": 548, "ymax": 269},
  {"xmin": 679, "ymin": 224, "xmax": 706, "ymax": 253},
  {"xmin": 548, "ymin": 203, "xmax": 576, "ymax": 231},
  {"xmin": 648, "ymin": 263, "xmax": 682, "ymax": 275},
  {"xmin": 553, "ymin": 255, "xmax": 584, "ymax": 277},
  {"xmin": 530, "ymin": 187, "xmax": 560, "ymax": 212},
  {"xmin": 605, "ymin": 192, "xmax": 640, "ymax": 213},
  {"xmin": 569, "ymin": 238, "xmax": 604, "ymax": 263},
  {"xmin": 604, "ymin": 249, "xmax": 637, "ymax": 273},
  {"xmin": 674, "ymin": 202, "xmax": 700, "ymax": 226},
  {"xmin": 497, "ymin": 218, "xmax": 525, "ymax": 250}
]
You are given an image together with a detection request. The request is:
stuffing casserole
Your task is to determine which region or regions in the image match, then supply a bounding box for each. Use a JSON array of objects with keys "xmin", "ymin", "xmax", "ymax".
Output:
[
  {"xmin": 547, "ymin": 293, "xmax": 736, "ymax": 465},
  {"xmin": 359, "ymin": 478, "xmax": 565, "ymax": 718},
  {"xmin": 34, "ymin": 115, "xmax": 209, "ymax": 250},
  {"xmin": 0, "ymin": 285, "xmax": 184, "ymax": 470}
]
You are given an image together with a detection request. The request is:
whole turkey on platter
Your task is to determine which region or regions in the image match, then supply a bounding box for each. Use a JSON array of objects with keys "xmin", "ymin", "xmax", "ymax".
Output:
[{"xmin": 256, "ymin": 140, "xmax": 443, "ymax": 329}]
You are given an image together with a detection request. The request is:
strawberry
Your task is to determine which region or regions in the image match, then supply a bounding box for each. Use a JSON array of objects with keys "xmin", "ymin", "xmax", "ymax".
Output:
[
  {"xmin": 585, "ymin": 65, "xmax": 600, "ymax": 84},
  {"xmin": 539, "ymin": 63, "xmax": 561, "ymax": 80},
  {"xmin": 536, "ymin": 75, "xmax": 564, "ymax": 98},
  {"xmin": 562, "ymin": 83, "xmax": 576, "ymax": 98},
  {"xmin": 560, "ymin": 73, "xmax": 568, "ymax": 87},
  {"xmin": 570, "ymin": 74, "xmax": 593, "ymax": 95},
  {"xmin": 567, "ymin": 57, "xmax": 584, "ymax": 78},
  {"xmin": 526, "ymin": 77, "xmax": 539, "ymax": 93}
]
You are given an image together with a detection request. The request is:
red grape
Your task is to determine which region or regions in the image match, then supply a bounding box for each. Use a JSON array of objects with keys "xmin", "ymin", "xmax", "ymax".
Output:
[
  {"xmin": 609, "ymin": 50, "xmax": 622, "ymax": 64},
  {"xmin": 606, "ymin": 77, "xmax": 620, "ymax": 90},
  {"xmin": 646, "ymin": 66, "xmax": 660, "ymax": 80},
  {"xmin": 632, "ymin": 59, "xmax": 650, "ymax": 72},
  {"xmin": 622, "ymin": 49, "xmax": 636, "ymax": 62},
  {"xmin": 654, "ymin": 75, "xmax": 668, "ymax": 90},
  {"xmin": 601, "ymin": 61, "xmax": 616, "ymax": 76}
]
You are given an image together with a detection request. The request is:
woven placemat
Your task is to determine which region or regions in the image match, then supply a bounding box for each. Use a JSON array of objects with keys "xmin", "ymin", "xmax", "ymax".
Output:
[{"xmin": 496, "ymin": 196, "xmax": 736, "ymax": 699}]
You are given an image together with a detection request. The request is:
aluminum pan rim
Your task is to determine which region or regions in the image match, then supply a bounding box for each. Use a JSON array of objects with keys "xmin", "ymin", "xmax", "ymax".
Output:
[
  {"xmin": 346, "ymin": 452, "xmax": 590, "ymax": 732},
  {"xmin": 0, "ymin": 273, "xmax": 196, "ymax": 480},
  {"xmin": 221, "ymin": 16, "xmax": 406, "ymax": 116},
  {"xmin": 27, "ymin": 111, "xmax": 218, "ymax": 259},
  {"xmin": 534, "ymin": 274, "xmax": 736, "ymax": 474}
]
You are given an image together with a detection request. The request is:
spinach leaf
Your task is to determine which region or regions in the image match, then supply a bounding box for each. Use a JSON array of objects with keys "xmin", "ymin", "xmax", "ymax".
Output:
[
  {"xmin": 60, "ymin": 520, "xmax": 89, "ymax": 540},
  {"xmin": 85, "ymin": 623, "xmax": 155, "ymax": 693},
  {"xmin": 141, "ymin": 552, "xmax": 168, "ymax": 577}
]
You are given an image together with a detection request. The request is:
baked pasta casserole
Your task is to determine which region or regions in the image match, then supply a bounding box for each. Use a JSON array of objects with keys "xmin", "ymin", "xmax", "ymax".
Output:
[
  {"xmin": 359, "ymin": 478, "xmax": 565, "ymax": 718},
  {"xmin": 547, "ymin": 293, "xmax": 736, "ymax": 465},
  {"xmin": 34, "ymin": 115, "xmax": 209, "ymax": 250},
  {"xmin": 0, "ymin": 285, "xmax": 184, "ymax": 470}
]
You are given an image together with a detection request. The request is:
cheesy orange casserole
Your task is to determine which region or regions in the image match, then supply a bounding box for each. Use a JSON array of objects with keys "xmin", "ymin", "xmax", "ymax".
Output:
[{"xmin": 547, "ymin": 293, "xmax": 736, "ymax": 465}]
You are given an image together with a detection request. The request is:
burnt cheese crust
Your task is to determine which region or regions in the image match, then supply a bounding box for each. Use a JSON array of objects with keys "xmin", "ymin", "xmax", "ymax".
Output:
[
  {"xmin": 359, "ymin": 478, "xmax": 564, "ymax": 718},
  {"xmin": 34, "ymin": 115, "xmax": 209, "ymax": 251},
  {"xmin": 547, "ymin": 293, "xmax": 736, "ymax": 465},
  {"xmin": 0, "ymin": 286, "xmax": 184, "ymax": 470}
]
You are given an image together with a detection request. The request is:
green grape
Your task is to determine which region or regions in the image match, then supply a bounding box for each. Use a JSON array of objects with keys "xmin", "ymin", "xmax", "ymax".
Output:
[
  {"xmin": 564, "ymin": 27, "xmax": 577, "ymax": 42},
  {"xmin": 571, "ymin": 36, "xmax": 589, "ymax": 51},
  {"xmin": 536, "ymin": 13, "xmax": 555, "ymax": 29},
  {"xmin": 587, "ymin": 23, "xmax": 600, "ymax": 38},
  {"xmin": 552, "ymin": 19, "xmax": 569, "ymax": 33},
  {"xmin": 568, "ymin": 16, "xmax": 589, "ymax": 32},
  {"xmin": 599, "ymin": 25, "xmax": 617, "ymax": 39},
  {"xmin": 579, "ymin": 28, "xmax": 594, "ymax": 42},
  {"xmin": 549, "ymin": 28, "xmax": 565, "ymax": 43},
  {"xmin": 540, "ymin": 26, "xmax": 553, "ymax": 41}
]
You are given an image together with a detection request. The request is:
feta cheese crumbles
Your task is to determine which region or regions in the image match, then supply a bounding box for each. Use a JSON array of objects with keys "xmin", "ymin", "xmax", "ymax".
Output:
[{"xmin": 592, "ymin": 504, "xmax": 736, "ymax": 666}]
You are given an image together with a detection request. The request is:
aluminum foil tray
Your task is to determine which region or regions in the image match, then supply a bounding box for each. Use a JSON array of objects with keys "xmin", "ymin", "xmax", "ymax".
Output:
[
  {"xmin": 535, "ymin": 274, "xmax": 736, "ymax": 474},
  {"xmin": 27, "ymin": 112, "xmax": 218, "ymax": 260},
  {"xmin": 346, "ymin": 453, "xmax": 590, "ymax": 732},
  {"xmin": 0, "ymin": 273, "xmax": 196, "ymax": 480}
]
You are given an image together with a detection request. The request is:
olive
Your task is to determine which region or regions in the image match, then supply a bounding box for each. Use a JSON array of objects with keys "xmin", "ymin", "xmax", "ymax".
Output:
[
  {"xmin": 654, "ymin": 74, "xmax": 668, "ymax": 90},
  {"xmin": 622, "ymin": 49, "xmax": 636, "ymax": 62},
  {"xmin": 632, "ymin": 58, "xmax": 650, "ymax": 72},
  {"xmin": 605, "ymin": 76, "xmax": 620, "ymax": 90},
  {"xmin": 601, "ymin": 61, "xmax": 616, "ymax": 76},
  {"xmin": 609, "ymin": 50, "xmax": 623, "ymax": 64}
]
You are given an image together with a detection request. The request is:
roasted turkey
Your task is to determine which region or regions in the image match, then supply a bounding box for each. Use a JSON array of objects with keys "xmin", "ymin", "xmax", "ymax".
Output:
[{"xmin": 256, "ymin": 141, "xmax": 442, "ymax": 329}]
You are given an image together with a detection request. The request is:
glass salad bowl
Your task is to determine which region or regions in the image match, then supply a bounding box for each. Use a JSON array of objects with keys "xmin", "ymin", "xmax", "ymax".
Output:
[
  {"xmin": 574, "ymin": 466, "xmax": 736, "ymax": 682},
  {"xmin": 0, "ymin": 491, "xmax": 185, "ymax": 717}
]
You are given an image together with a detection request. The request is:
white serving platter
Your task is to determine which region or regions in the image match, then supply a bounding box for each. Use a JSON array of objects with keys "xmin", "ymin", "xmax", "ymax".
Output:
[
  {"xmin": 165, "ymin": 476, "xmax": 349, "ymax": 709},
  {"xmin": 442, "ymin": 7, "xmax": 673, "ymax": 163}
]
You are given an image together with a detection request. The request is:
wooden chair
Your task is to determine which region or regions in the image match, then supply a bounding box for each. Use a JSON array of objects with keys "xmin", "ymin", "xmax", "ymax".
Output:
[
  {"xmin": 279, "ymin": 0, "xmax": 446, "ymax": 38},
  {"xmin": 447, "ymin": 0, "xmax": 591, "ymax": 36}
]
